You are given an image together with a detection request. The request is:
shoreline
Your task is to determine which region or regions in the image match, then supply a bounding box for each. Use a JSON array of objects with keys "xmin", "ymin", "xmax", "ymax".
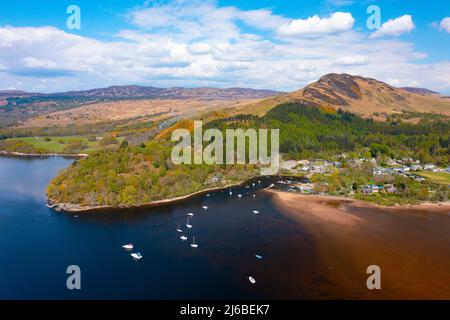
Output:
[
  {"xmin": 268, "ymin": 190, "xmax": 450, "ymax": 299},
  {"xmin": 265, "ymin": 190, "xmax": 450, "ymax": 211},
  {"xmin": 48, "ymin": 180, "xmax": 254, "ymax": 213},
  {"xmin": 49, "ymin": 182, "xmax": 450, "ymax": 213},
  {"xmin": 0, "ymin": 150, "xmax": 88, "ymax": 158}
]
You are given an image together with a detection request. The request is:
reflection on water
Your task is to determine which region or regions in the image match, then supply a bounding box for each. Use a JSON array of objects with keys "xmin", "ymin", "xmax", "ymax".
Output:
[{"xmin": 0, "ymin": 156, "xmax": 314, "ymax": 299}]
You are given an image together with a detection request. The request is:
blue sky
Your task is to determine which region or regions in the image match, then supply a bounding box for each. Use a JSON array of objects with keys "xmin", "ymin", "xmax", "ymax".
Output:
[{"xmin": 0, "ymin": 0, "xmax": 449, "ymax": 93}]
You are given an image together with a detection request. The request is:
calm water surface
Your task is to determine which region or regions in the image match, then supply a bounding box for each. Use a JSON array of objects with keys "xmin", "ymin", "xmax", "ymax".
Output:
[{"xmin": 0, "ymin": 156, "xmax": 314, "ymax": 299}]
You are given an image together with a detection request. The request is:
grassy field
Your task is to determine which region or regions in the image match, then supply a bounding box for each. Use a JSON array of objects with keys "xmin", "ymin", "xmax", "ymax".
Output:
[
  {"xmin": 6, "ymin": 136, "xmax": 101, "ymax": 153},
  {"xmin": 416, "ymin": 171, "xmax": 450, "ymax": 185}
]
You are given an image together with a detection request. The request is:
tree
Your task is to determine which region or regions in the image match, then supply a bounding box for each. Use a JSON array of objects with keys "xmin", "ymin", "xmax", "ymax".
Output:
[{"xmin": 120, "ymin": 140, "xmax": 129, "ymax": 149}]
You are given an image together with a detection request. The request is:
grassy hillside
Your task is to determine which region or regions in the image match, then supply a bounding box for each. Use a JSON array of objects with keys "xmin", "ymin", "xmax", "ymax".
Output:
[
  {"xmin": 3, "ymin": 136, "xmax": 100, "ymax": 154},
  {"xmin": 237, "ymin": 74, "xmax": 450, "ymax": 118},
  {"xmin": 209, "ymin": 102, "xmax": 449, "ymax": 165},
  {"xmin": 416, "ymin": 172, "xmax": 450, "ymax": 185}
]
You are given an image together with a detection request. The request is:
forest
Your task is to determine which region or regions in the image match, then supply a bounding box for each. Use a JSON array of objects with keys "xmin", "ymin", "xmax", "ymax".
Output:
[
  {"xmin": 208, "ymin": 102, "xmax": 450, "ymax": 166},
  {"xmin": 44, "ymin": 101, "xmax": 450, "ymax": 207}
]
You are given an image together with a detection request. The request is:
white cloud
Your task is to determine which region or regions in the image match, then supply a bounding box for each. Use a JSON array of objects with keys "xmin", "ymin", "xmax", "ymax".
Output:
[
  {"xmin": 440, "ymin": 17, "xmax": 450, "ymax": 33},
  {"xmin": 126, "ymin": 0, "xmax": 286, "ymax": 41},
  {"xmin": 371, "ymin": 15, "xmax": 415, "ymax": 38},
  {"xmin": 277, "ymin": 12, "xmax": 354, "ymax": 37},
  {"xmin": 387, "ymin": 78, "xmax": 401, "ymax": 86},
  {"xmin": 325, "ymin": 0, "xmax": 355, "ymax": 7},
  {"xmin": 337, "ymin": 55, "xmax": 369, "ymax": 66},
  {"xmin": 0, "ymin": 2, "xmax": 449, "ymax": 94}
]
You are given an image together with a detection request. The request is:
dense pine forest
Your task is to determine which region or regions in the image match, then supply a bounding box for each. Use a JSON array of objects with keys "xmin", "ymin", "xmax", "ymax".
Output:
[{"xmin": 208, "ymin": 102, "xmax": 450, "ymax": 166}]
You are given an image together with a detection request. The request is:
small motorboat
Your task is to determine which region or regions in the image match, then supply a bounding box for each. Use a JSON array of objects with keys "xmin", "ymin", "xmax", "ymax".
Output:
[
  {"xmin": 248, "ymin": 276, "xmax": 256, "ymax": 284},
  {"xmin": 252, "ymin": 194, "xmax": 256, "ymax": 197},
  {"xmin": 180, "ymin": 235, "xmax": 188, "ymax": 241},
  {"xmin": 190, "ymin": 236, "xmax": 198, "ymax": 248},
  {"xmin": 253, "ymin": 210, "xmax": 260, "ymax": 214},
  {"xmin": 206, "ymin": 194, "xmax": 211, "ymax": 197},
  {"xmin": 122, "ymin": 243, "xmax": 134, "ymax": 250},
  {"xmin": 187, "ymin": 212, "xmax": 194, "ymax": 217},
  {"xmin": 131, "ymin": 252, "xmax": 143, "ymax": 260},
  {"xmin": 238, "ymin": 194, "xmax": 242, "ymax": 198},
  {"xmin": 176, "ymin": 224, "xmax": 183, "ymax": 233},
  {"xmin": 255, "ymin": 255, "xmax": 263, "ymax": 260},
  {"xmin": 202, "ymin": 206, "xmax": 208, "ymax": 210}
]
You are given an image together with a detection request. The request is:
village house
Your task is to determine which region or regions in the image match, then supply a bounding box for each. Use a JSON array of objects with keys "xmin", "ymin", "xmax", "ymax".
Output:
[
  {"xmin": 387, "ymin": 159, "xmax": 400, "ymax": 166},
  {"xmin": 361, "ymin": 186, "xmax": 372, "ymax": 194},
  {"xmin": 360, "ymin": 184, "xmax": 381, "ymax": 194},
  {"xmin": 384, "ymin": 184, "xmax": 398, "ymax": 194},
  {"xmin": 292, "ymin": 183, "xmax": 314, "ymax": 193}
]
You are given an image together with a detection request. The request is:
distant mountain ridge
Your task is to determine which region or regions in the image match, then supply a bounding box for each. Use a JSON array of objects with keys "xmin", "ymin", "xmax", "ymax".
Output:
[
  {"xmin": 0, "ymin": 85, "xmax": 282, "ymax": 128},
  {"xmin": 400, "ymin": 87, "xmax": 439, "ymax": 96},
  {"xmin": 0, "ymin": 85, "xmax": 282, "ymax": 100}
]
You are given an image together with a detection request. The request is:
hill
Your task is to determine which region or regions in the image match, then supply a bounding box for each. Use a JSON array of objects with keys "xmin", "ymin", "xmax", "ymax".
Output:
[
  {"xmin": 0, "ymin": 86, "xmax": 281, "ymax": 128},
  {"xmin": 400, "ymin": 87, "xmax": 439, "ymax": 96},
  {"xmin": 47, "ymin": 101, "xmax": 450, "ymax": 209},
  {"xmin": 238, "ymin": 74, "xmax": 450, "ymax": 118}
]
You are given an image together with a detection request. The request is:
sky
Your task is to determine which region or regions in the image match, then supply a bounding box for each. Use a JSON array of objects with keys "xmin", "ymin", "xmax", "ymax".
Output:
[{"xmin": 0, "ymin": 0, "xmax": 449, "ymax": 93}]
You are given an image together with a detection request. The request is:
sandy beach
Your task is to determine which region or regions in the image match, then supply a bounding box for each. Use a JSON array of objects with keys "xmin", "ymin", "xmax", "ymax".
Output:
[{"xmin": 268, "ymin": 190, "xmax": 450, "ymax": 299}]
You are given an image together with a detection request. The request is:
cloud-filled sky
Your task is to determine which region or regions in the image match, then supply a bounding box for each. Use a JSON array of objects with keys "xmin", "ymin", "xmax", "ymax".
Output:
[{"xmin": 0, "ymin": 0, "xmax": 449, "ymax": 93}]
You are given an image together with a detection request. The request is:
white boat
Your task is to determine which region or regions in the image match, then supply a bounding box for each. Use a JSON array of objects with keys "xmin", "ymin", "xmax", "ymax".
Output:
[
  {"xmin": 187, "ymin": 212, "xmax": 194, "ymax": 217},
  {"xmin": 131, "ymin": 252, "xmax": 143, "ymax": 260},
  {"xmin": 190, "ymin": 236, "xmax": 198, "ymax": 248},
  {"xmin": 238, "ymin": 194, "xmax": 242, "ymax": 198},
  {"xmin": 252, "ymin": 194, "xmax": 256, "ymax": 197},
  {"xmin": 122, "ymin": 243, "xmax": 134, "ymax": 250},
  {"xmin": 255, "ymin": 254, "xmax": 263, "ymax": 260},
  {"xmin": 252, "ymin": 183, "xmax": 256, "ymax": 186},
  {"xmin": 206, "ymin": 194, "xmax": 210, "ymax": 197},
  {"xmin": 176, "ymin": 224, "xmax": 183, "ymax": 233},
  {"xmin": 186, "ymin": 217, "xmax": 192, "ymax": 229},
  {"xmin": 202, "ymin": 206, "xmax": 208, "ymax": 210},
  {"xmin": 248, "ymin": 276, "xmax": 256, "ymax": 284},
  {"xmin": 180, "ymin": 235, "xmax": 188, "ymax": 241},
  {"xmin": 253, "ymin": 210, "xmax": 260, "ymax": 214}
]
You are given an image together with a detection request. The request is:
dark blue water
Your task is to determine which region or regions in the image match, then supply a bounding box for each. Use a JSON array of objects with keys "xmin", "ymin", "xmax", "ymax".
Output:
[{"xmin": 0, "ymin": 156, "xmax": 315, "ymax": 299}]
